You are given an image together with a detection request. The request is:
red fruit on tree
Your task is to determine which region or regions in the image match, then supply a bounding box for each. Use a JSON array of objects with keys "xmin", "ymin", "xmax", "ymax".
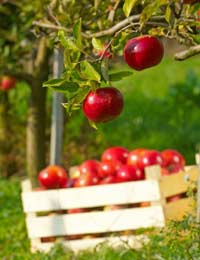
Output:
[
  {"xmin": 123, "ymin": 35, "xmax": 164, "ymax": 71},
  {"xmin": 116, "ymin": 165, "xmax": 144, "ymax": 182},
  {"xmin": 98, "ymin": 161, "xmax": 117, "ymax": 178},
  {"xmin": 83, "ymin": 87, "xmax": 124, "ymax": 123},
  {"xmin": 101, "ymin": 146, "xmax": 129, "ymax": 164},
  {"xmin": 161, "ymin": 149, "xmax": 185, "ymax": 167},
  {"xmin": 138, "ymin": 150, "xmax": 165, "ymax": 172},
  {"xmin": 79, "ymin": 160, "xmax": 100, "ymax": 175},
  {"xmin": 0, "ymin": 76, "xmax": 16, "ymax": 91},
  {"xmin": 97, "ymin": 45, "xmax": 112, "ymax": 59}
]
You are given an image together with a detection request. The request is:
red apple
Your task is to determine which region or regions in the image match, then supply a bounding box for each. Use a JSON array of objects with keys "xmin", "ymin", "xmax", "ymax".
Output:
[
  {"xmin": 68, "ymin": 208, "xmax": 88, "ymax": 214},
  {"xmin": 82, "ymin": 87, "xmax": 124, "ymax": 123},
  {"xmin": 127, "ymin": 148, "xmax": 148, "ymax": 167},
  {"xmin": 97, "ymin": 45, "xmax": 112, "ymax": 59},
  {"xmin": 167, "ymin": 195, "xmax": 182, "ymax": 202},
  {"xmin": 34, "ymin": 186, "xmax": 46, "ymax": 191},
  {"xmin": 73, "ymin": 172, "xmax": 100, "ymax": 187},
  {"xmin": 98, "ymin": 161, "xmax": 117, "ymax": 178},
  {"xmin": 161, "ymin": 149, "xmax": 185, "ymax": 167},
  {"xmin": 140, "ymin": 201, "xmax": 151, "ymax": 207},
  {"xmin": 123, "ymin": 35, "xmax": 164, "ymax": 71},
  {"xmin": 103, "ymin": 204, "xmax": 126, "ymax": 211},
  {"xmin": 79, "ymin": 160, "xmax": 100, "ymax": 175},
  {"xmin": 38, "ymin": 165, "xmax": 68, "ymax": 189},
  {"xmin": 38, "ymin": 167, "xmax": 59, "ymax": 189},
  {"xmin": 101, "ymin": 146, "xmax": 129, "ymax": 164},
  {"xmin": 138, "ymin": 150, "xmax": 165, "ymax": 172},
  {"xmin": 99, "ymin": 175, "xmax": 117, "ymax": 185},
  {"xmin": 161, "ymin": 167, "xmax": 171, "ymax": 176},
  {"xmin": 116, "ymin": 165, "xmax": 144, "ymax": 182},
  {"xmin": 0, "ymin": 76, "xmax": 16, "ymax": 91},
  {"xmin": 168, "ymin": 163, "xmax": 184, "ymax": 174}
]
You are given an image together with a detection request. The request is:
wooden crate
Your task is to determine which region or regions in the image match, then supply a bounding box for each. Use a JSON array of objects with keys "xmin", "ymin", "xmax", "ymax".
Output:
[{"xmin": 21, "ymin": 165, "xmax": 198, "ymax": 253}]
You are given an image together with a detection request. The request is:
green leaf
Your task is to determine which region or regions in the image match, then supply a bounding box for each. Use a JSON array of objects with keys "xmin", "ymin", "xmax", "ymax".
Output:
[
  {"xmin": 88, "ymin": 120, "xmax": 98, "ymax": 130},
  {"xmin": 50, "ymin": 82, "xmax": 79, "ymax": 93},
  {"xmin": 123, "ymin": 0, "xmax": 137, "ymax": 17},
  {"xmin": 80, "ymin": 61, "xmax": 101, "ymax": 82},
  {"xmin": 101, "ymin": 59, "xmax": 109, "ymax": 82},
  {"xmin": 75, "ymin": 86, "xmax": 90, "ymax": 103},
  {"xmin": 43, "ymin": 78, "xmax": 64, "ymax": 87},
  {"xmin": 58, "ymin": 30, "xmax": 68, "ymax": 48},
  {"xmin": 165, "ymin": 5, "xmax": 171, "ymax": 24},
  {"xmin": 109, "ymin": 71, "xmax": 133, "ymax": 81},
  {"xmin": 92, "ymin": 38, "xmax": 104, "ymax": 51},
  {"xmin": 73, "ymin": 18, "xmax": 82, "ymax": 49}
]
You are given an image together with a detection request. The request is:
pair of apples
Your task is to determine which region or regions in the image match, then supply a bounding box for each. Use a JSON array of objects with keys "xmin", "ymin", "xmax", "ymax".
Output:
[{"xmin": 83, "ymin": 35, "xmax": 164, "ymax": 123}]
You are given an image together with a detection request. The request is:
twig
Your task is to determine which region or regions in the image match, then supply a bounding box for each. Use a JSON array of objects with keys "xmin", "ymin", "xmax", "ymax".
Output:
[
  {"xmin": 32, "ymin": 21, "xmax": 68, "ymax": 32},
  {"xmin": 108, "ymin": 0, "xmax": 121, "ymax": 23},
  {"xmin": 174, "ymin": 44, "xmax": 200, "ymax": 60},
  {"xmin": 86, "ymin": 15, "xmax": 165, "ymax": 38}
]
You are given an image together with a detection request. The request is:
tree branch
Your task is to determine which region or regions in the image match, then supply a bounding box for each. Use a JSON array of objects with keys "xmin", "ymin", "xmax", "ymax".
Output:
[
  {"xmin": 174, "ymin": 45, "xmax": 200, "ymax": 61},
  {"xmin": 86, "ymin": 15, "xmax": 166, "ymax": 38},
  {"xmin": 32, "ymin": 21, "xmax": 68, "ymax": 32}
]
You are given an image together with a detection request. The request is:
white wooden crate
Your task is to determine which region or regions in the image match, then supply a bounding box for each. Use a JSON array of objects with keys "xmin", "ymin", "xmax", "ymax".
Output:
[{"xmin": 21, "ymin": 165, "xmax": 198, "ymax": 253}]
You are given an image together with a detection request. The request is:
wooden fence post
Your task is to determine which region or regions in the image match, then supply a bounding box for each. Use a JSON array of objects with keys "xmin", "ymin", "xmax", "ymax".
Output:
[{"xmin": 50, "ymin": 48, "xmax": 64, "ymax": 165}]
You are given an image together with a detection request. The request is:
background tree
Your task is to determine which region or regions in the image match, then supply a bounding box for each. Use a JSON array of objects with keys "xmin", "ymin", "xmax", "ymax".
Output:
[{"xmin": 0, "ymin": 1, "xmax": 52, "ymax": 186}]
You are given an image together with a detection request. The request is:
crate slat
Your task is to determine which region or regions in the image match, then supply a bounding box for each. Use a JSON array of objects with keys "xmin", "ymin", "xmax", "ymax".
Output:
[
  {"xmin": 22, "ymin": 190, "xmax": 60, "ymax": 213},
  {"xmin": 165, "ymin": 197, "xmax": 194, "ymax": 220},
  {"xmin": 58, "ymin": 180, "xmax": 160, "ymax": 209},
  {"xmin": 22, "ymin": 180, "xmax": 161, "ymax": 213},
  {"xmin": 31, "ymin": 234, "xmax": 148, "ymax": 253},
  {"xmin": 26, "ymin": 206, "xmax": 165, "ymax": 238},
  {"xmin": 160, "ymin": 167, "xmax": 198, "ymax": 197}
]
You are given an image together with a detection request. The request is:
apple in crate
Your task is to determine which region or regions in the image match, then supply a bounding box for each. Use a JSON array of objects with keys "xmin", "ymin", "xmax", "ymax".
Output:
[
  {"xmin": 101, "ymin": 146, "xmax": 129, "ymax": 164},
  {"xmin": 79, "ymin": 160, "xmax": 100, "ymax": 175},
  {"xmin": 73, "ymin": 172, "xmax": 100, "ymax": 187},
  {"xmin": 68, "ymin": 208, "xmax": 88, "ymax": 214},
  {"xmin": 161, "ymin": 149, "xmax": 185, "ymax": 168},
  {"xmin": 138, "ymin": 150, "xmax": 165, "ymax": 172},
  {"xmin": 99, "ymin": 175, "xmax": 117, "ymax": 185},
  {"xmin": 167, "ymin": 195, "xmax": 182, "ymax": 203},
  {"xmin": 38, "ymin": 165, "xmax": 68, "ymax": 189},
  {"xmin": 116, "ymin": 165, "xmax": 144, "ymax": 182},
  {"xmin": 98, "ymin": 161, "xmax": 118, "ymax": 178},
  {"xmin": 127, "ymin": 148, "xmax": 147, "ymax": 168}
]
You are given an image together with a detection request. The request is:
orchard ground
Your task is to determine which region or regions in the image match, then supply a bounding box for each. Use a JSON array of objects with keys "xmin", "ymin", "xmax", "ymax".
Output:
[{"xmin": 1, "ymin": 55, "xmax": 200, "ymax": 259}]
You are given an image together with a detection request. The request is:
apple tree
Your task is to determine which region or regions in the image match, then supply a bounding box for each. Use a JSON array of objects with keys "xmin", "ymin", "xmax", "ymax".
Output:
[
  {"xmin": 1, "ymin": 0, "xmax": 200, "ymax": 185},
  {"xmin": 0, "ymin": 1, "xmax": 52, "ymax": 184},
  {"xmin": 36, "ymin": 0, "xmax": 200, "ymax": 127}
]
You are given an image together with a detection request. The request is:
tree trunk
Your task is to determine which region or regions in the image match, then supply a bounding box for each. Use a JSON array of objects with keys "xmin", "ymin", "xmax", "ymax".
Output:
[
  {"xmin": 0, "ymin": 92, "xmax": 11, "ymax": 178},
  {"xmin": 26, "ymin": 37, "xmax": 50, "ymax": 187}
]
